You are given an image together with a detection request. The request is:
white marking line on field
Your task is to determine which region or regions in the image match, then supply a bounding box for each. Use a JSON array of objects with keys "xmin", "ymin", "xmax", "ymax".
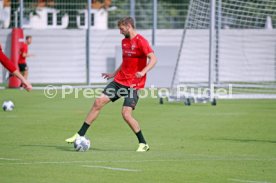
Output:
[
  {"xmin": 229, "ymin": 178, "xmax": 270, "ymax": 183},
  {"xmin": 0, "ymin": 161, "xmax": 95, "ymax": 165},
  {"xmin": 0, "ymin": 158, "xmax": 20, "ymax": 161},
  {"xmin": 0, "ymin": 157, "xmax": 275, "ymax": 166},
  {"xmin": 0, "ymin": 159, "xmax": 271, "ymax": 165},
  {"xmin": 82, "ymin": 165, "xmax": 140, "ymax": 172}
]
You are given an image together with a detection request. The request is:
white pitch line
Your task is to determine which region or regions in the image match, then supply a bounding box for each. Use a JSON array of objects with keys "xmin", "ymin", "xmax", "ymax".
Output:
[
  {"xmin": 0, "ymin": 156, "xmax": 275, "ymax": 166},
  {"xmin": 0, "ymin": 160, "xmax": 100, "ymax": 165},
  {"xmin": 229, "ymin": 178, "xmax": 271, "ymax": 183},
  {"xmin": 82, "ymin": 165, "xmax": 140, "ymax": 172},
  {"xmin": 0, "ymin": 158, "xmax": 20, "ymax": 161}
]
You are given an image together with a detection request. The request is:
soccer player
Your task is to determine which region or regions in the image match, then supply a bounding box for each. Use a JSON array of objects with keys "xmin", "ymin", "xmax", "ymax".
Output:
[
  {"xmin": 66, "ymin": 17, "xmax": 157, "ymax": 152},
  {"xmin": 0, "ymin": 42, "xmax": 32, "ymax": 91},
  {"xmin": 18, "ymin": 35, "xmax": 33, "ymax": 81}
]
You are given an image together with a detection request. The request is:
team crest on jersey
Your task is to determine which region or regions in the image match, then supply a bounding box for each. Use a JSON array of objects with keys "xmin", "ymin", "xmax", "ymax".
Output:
[{"xmin": 131, "ymin": 44, "xmax": 136, "ymax": 50}]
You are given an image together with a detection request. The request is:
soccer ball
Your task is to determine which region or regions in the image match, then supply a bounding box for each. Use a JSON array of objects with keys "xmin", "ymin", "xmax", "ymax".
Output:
[
  {"xmin": 2, "ymin": 101, "xmax": 15, "ymax": 111},
  {"xmin": 74, "ymin": 136, "xmax": 91, "ymax": 152}
]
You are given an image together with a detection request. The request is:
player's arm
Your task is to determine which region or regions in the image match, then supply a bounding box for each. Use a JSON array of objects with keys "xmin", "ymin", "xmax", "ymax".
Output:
[
  {"xmin": 12, "ymin": 70, "xmax": 32, "ymax": 91},
  {"xmin": 0, "ymin": 50, "xmax": 32, "ymax": 91},
  {"xmin": 0, "ymin": 49, "xmax": 17, "ymax": 73},
  {"xmin": 102, "ymin": 64, "xmax": 122, "ymax": 79},
  {"xmin": 21, "ymin": 51, "xmax": 33, "ymax": 58},
  {"xmin": 136, "ymin": 52, "xmax": 157, "ymax": 78},
  {"xmin": 20, "ymin": 47, "xmax": 34, "ymax": 58},
  {"xmin": 20, "ymin": 47, "xmax": 28, "ymax": 58}
]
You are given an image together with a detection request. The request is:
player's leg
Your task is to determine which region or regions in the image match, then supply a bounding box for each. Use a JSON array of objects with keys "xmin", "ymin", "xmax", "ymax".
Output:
[
  {"xmin": 122, "ymin": 89, "xmax": 149, "ymax": 152},
  {"xmin": 65, "ymin": 81, "xmax": 120, "ymax": 143},
  {"xmin": 23, "ymin": 64, "xmax": 29, "ymax": 80},
  {"xmin": 121, "ymin": 106, "xmax": 141, "ymax": 133},
  {"xmin": 23, "ymin": 70, "xmax": 28, "ymax": 80},
  {"xmin": 78, "ymin": 94, "xmax": 111, "ymax": 133},
  {"xmin": 83, "ymin": 93, "xmax": 111, "ymax": 126},
  {"xmin": 65, "ymin": 94, "xmax": 110, "ymax": 143},
  {"xmin": 18, "ymin": 64, "xmax": 28, "ymax": 87}
]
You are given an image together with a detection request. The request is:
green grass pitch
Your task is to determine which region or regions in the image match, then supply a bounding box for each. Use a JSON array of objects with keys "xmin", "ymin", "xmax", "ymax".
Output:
[{"xmin": 0, "ymin": 89, "xmax": 275, "ymax": 183}]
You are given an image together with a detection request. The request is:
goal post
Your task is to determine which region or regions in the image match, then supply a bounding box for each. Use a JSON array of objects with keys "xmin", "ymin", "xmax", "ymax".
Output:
[{"xmin": 165, "ymin": 0, "xmax": 276, "ymax": 104}]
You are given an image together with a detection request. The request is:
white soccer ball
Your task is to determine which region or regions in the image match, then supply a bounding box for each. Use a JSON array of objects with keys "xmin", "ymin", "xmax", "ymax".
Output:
[
  {"xmin": 2, "ymin": 101, "xmax": 15, "ymax": 111},
  {"xmin": 74, "ymin": 136, "xmax": 91, "ymax": 152}
]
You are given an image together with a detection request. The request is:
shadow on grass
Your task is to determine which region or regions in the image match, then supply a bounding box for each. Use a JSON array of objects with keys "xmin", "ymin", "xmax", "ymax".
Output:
[
  {"xmin": 20, "ymin": 144, "xmax": 133, "ymax": 152},
  {"xmin": 20, "ymin": 144, "xmax": 74, "ymax": 152},
  {"xmin": 91, "ymin": 147, "xmax": 133, "ymax": 152},
  {"xmin": 212, "ymin": 138, "xmax": 276, "ymax": 144}
]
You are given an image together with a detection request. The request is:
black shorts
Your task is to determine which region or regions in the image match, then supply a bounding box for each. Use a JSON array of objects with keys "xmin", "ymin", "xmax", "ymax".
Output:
[
  {"xmin": 18, "ymin": 63, "xmax": 28, "ymax": 72},
  {"xmin": 103, "ymin": 81, "xmax": 139, "ymax": 110}
]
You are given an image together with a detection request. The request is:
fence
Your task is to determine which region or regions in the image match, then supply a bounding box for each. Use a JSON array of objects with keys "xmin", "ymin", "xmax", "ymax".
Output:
[
  {"xmin": 1, "ymin": 0, "xmax": 188, "ymax": 29},
  {"xmin": 0, "ymin": 0, "xmax": 189, "ymax": 85}
]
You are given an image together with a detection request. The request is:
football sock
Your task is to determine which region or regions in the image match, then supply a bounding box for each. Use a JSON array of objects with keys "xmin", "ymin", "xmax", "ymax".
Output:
[
  {"xmin": 78, "ymin": 122, "xmax": 90, "ymax": 136},
  {"xmin": 135, "ymin": 130, "xmax": 147, "ymax": 144}
]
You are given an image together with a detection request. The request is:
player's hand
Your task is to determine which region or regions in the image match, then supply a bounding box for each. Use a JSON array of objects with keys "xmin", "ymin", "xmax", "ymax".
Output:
[
  {"xmin": 102, "ymin": 73, "xmax": 115, "ymax": 79},
  {"xmin": 27, "ymin": 53, "xmax": 35, "ymax": 58},
  {"xmin": 135, "ymin": 71, "xmax": 145, "ymax": 78},
  {"xmin": 22, "ymin": 81, "xmax": 32, "ymax": 92}
]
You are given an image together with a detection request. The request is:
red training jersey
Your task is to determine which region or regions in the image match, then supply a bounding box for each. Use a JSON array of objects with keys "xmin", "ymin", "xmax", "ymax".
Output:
[
  {"xmin": 114, "ymin": 34, "xmax": 153, "ymax": 89},
  {"xmin": 0, "ymin": 48, "xmax": 16, "ymax": 73},
  {"xmin": 18, "ymin": 43, "xmax": 28, "ymax": 64}
]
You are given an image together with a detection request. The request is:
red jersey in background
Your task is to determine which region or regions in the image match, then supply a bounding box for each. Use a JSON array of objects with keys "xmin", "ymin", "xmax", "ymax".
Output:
[{"xmin": 18, "ymin": 43, "xmax": 28, "ymax": 64}]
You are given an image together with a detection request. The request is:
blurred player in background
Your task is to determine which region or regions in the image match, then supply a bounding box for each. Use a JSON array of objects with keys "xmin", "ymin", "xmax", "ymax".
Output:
[
  {"xmin": 0, "ymin": 42, "xmax": 32, "ymax": 91},
  {"xmin": 66, "ymin": 17, "xmax": 157, "ymax": 152},
  {"xmin": 18, "ymin": 35, "xmax": 34, "ymax": 82}
]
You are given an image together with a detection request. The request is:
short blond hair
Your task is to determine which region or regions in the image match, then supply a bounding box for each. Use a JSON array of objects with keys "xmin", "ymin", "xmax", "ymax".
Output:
[{"xmin": 117, "ymin": 17, "xmax": 135, "ymax": 28}]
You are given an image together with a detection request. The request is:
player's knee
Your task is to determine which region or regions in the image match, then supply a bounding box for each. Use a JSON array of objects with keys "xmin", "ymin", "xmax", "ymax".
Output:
[
  {"xmin": 93, "ymin": 98, "xmax": 105, "ymax": 110},
  {"xmin": 121, "ymin": 110, "xmax": 132, "ymax": 121}
]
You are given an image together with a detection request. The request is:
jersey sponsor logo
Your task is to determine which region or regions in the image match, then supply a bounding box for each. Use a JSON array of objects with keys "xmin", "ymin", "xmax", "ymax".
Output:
[{"xmin": 124, "ymin": 50, "xmax": 137, "ymax": 57}]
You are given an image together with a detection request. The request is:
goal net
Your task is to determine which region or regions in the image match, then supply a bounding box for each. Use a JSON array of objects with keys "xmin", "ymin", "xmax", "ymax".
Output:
[{"xmin": 169, "ymin": 0, "xmax": 276, "ymax": 102}]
